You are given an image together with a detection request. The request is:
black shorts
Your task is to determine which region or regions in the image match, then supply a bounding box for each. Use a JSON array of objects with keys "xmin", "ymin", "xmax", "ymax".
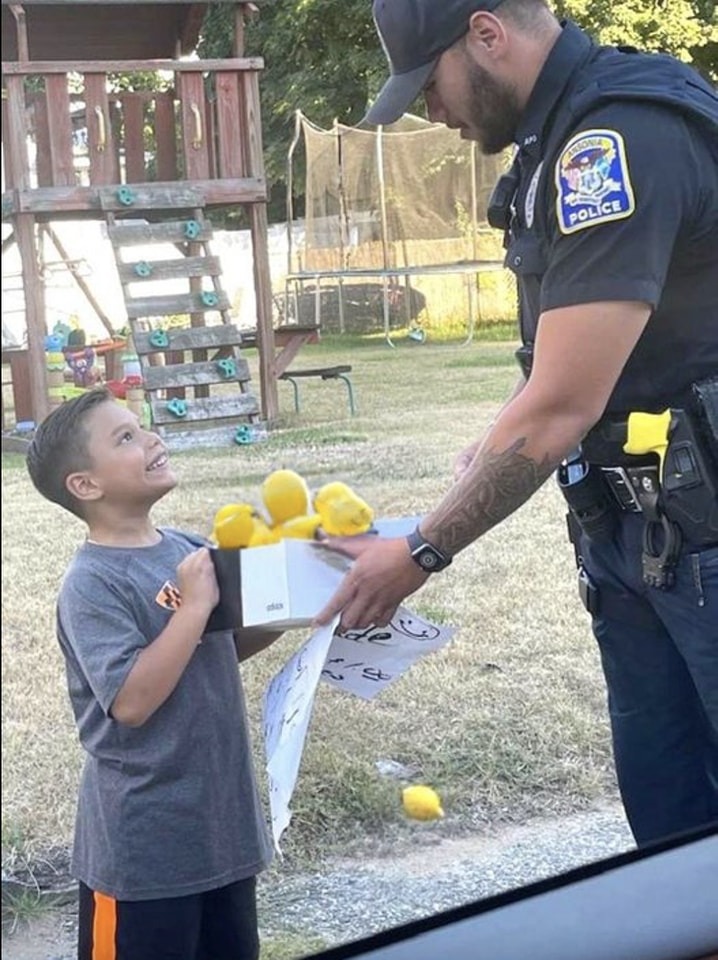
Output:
[{"xmin": 78, "ymin": 876, "xmax": 259, "ymax": 960}]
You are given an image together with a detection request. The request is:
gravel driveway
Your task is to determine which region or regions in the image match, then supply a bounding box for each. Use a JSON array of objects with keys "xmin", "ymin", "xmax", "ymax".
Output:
[
  {"xmin": 259, "ymin": 803, "xmax": 634, "ymax": 947},
  {"xmin": 2, "ymin": 803, "xmax": 634, "ymax": 959}
]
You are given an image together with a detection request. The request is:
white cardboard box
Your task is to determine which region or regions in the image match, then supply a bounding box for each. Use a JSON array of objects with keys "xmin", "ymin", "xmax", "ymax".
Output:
[
  {"xmin": 240, "ymin": 539, "xmax": 352, "ymax": 628},
  {"xmin": 210, "ymin": 538, "xmax": 351, "ymax": 631},
  {"xmin": 208, "ymin": 516, "xmax": 421, "ymax": 633}
]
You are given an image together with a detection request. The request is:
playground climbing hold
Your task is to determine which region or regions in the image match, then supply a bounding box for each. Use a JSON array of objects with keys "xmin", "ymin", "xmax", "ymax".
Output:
[
  {"xmin": 166, "ymin": 398, "xmax": 188, "ymax": 419},
  {"xmin": 149, "ymin": 329, "xmax": 170, "ymax": 349},
  {"xmin": 116, "ymin": 186, "xmax": 136, "ymax": 207},
  {"xmin": 216, "ymin": 358, "xmax": 237, "ymax": 379},
  {"xmin": 201, "ymin": 291, "xmax": 219, "ymax": 308},
  {"xmin": 134, "ymin": 261, "xmax": 153, "ymax": 278},
  {"xmin": 184, "ymin": 219, "xmax": 201, "ymax": 240},
  {"xmin": 234, "ymin": 425, "xmax": 253, "ymax": 445}
]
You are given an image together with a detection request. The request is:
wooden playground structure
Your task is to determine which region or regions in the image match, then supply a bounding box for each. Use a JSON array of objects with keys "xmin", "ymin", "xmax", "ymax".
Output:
[{"xmin": 1, "ymin": 0, "xmax": 308, "ymax": 443}]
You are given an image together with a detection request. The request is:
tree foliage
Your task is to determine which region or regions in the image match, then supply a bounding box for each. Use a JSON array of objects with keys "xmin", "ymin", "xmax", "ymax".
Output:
[
  {"xmin": 554, "ymin": 1, "xmax": 717, "ymax": 77},
  {"xmin": 199, "ymin": 0, "xmax": 717, "ymax": 224},
  {"xmin": 199, "ymin": 0, "xmax": 381, "ymax": 221}
]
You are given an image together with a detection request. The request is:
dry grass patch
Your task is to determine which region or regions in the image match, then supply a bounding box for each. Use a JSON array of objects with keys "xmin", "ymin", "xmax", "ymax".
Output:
[{"xmin": 2, "ymin": 337, "xmax": 617, "ymax": 873}]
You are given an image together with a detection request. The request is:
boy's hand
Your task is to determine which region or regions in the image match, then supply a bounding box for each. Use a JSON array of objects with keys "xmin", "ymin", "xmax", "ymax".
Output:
[
  {"xmin": 112, "ymin": 548, "xmax": 219, "ymax": 726},
  {"xmin": 177, "ymin": 548, "xmax": 220, "ymax": 613}
]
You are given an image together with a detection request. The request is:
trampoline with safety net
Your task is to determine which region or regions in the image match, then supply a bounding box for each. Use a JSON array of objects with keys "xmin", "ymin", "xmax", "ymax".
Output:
[{"xmin": 283, "ymin": 111, "xmax": 514, "ymax": 345}]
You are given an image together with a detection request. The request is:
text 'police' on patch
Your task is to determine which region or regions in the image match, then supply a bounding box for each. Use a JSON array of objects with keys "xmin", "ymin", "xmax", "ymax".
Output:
[{"xmin": 555, "ymin": 128, "xmax": 635, "ymax": 235}]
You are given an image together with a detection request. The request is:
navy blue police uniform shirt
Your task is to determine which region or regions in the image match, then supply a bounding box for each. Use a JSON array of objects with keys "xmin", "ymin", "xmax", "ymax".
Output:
[{"xmin": 507, "ymin": 22, "xmax": 718, "ymax": 414}]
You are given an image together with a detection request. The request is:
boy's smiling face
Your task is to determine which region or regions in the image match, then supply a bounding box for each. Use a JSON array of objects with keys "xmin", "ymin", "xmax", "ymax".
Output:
[{"xmin": 67, "ymin": 400, "xmax": 176, "ymax": 511}]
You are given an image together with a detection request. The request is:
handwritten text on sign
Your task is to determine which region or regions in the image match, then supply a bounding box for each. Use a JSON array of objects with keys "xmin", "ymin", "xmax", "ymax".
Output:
[{"xmin": 321, "ymin": 610, "xmax": 456, "ymax": 700}]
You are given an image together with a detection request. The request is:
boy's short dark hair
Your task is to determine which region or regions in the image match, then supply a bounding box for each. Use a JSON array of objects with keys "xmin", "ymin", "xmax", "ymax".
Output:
[{"xmin": 26, "ymin": 388, "xmax": 113, "ymax": 518}]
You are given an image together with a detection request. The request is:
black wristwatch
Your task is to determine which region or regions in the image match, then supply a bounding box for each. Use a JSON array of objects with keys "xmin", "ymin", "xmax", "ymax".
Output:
[{"xmin": 406, "ymin": 527, "xmax": 452, "ymax": 574}]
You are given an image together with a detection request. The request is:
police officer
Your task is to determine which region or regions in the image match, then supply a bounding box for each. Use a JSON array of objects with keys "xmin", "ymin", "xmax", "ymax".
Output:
[{"xmin": 316, "ymin": 0, "xmax": 718, "ymax": 846}]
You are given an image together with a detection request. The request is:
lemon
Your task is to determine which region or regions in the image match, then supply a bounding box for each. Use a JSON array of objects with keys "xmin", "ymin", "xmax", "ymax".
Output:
[
  {"xmin": 213, "ymin": 503, "xmax": 252, "ymax": 527},
  {"xmin": 212, "ymin": 504, "xmax": 257, "ymax": 549},
  {"xmin": 401, "ymin": 785, "xmax": 444, "ymax": 821},
  {"xmin": 276, "ymin": 514, "xmax": 323, "ymax": 540},
  {"xmin": 313, "ymin": 481, "xmax": 374, "ymax": 536},
  {"xmin": 262, "ymin": 469, "xmax": 311, "ymax": 525},
  {"xmin": 248, "ymin": 516, "xmax": 281, "ymax": 547}
]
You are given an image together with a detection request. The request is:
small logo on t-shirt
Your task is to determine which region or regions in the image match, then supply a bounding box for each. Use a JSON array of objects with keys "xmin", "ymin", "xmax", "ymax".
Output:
[
  {"xmin": 555, "ymin": 128, "xmax": 635, "ymax": 235},
  {"xmin": 156, "ymin": 580, "xmax": 182, "ymax": 610}
]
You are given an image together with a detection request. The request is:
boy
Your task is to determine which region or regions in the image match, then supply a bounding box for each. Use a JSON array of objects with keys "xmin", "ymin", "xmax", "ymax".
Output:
[{"xmin": 26, "ymin": 388, "xmax": 279, "ymax": 960}]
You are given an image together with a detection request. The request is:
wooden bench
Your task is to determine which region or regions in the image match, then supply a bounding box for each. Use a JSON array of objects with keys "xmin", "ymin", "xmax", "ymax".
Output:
[{"xmin": 278, "ymin": 365, "xmax": 356, "ymax": 416}]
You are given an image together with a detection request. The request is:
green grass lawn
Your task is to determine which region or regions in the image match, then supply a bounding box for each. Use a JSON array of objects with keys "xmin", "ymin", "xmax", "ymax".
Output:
[{"xmin": 1, "ymin": 333, "xmax": 618, "ymax": 949}]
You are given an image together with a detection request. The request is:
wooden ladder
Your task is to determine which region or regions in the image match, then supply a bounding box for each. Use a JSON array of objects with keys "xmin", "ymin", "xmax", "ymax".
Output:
[{"xmin": 100, "ymin": 185, "xmax": 260, "ymax": 449}]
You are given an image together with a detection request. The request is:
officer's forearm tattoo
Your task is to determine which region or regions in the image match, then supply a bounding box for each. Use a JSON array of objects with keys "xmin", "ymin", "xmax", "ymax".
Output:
[{"xmin": 428, "ymin": 437, "xmax": 556, "ymax": 557}]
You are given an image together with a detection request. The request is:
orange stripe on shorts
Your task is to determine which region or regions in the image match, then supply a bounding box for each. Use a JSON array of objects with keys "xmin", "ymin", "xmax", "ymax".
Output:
[{"xmin": 92, "ymin": 890, "xmax": 117, "ymax": 960}]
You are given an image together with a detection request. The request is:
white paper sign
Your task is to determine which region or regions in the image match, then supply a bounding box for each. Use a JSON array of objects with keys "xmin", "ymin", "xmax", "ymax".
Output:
[
  {"xmin": 320, "ymin": 606, "xmax": 456, "ymax": 700},
  {"xmin": 262, "ymin": 606, "xmax": 457, "ymax": 851},
  {"xmin": 263, "ymin": 617, "xmax": 339, "ymax": 852}
]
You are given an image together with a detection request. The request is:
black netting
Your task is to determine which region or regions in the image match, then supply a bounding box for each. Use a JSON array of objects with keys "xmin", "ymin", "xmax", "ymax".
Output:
[{"xmin": 297, "ymin": 113, "xmax": 508, "ymax": 272}]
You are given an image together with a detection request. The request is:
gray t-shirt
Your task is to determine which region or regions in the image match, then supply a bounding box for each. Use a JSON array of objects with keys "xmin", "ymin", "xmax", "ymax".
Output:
[{"xmin": 56, "ymin": 527, "xmax": 273, "ymax": 900}]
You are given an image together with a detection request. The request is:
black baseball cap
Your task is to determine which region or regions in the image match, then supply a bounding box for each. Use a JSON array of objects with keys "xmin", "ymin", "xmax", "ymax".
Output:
[{"xmin": 365, "ymin": 0, "xmax": 504, "ymax": 125}]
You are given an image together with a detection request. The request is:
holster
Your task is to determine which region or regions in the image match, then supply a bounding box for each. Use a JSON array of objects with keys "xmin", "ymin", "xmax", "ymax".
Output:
[
  {"xmin": 557, "ymin": 458, "xmax": 617, "ymax": 545},
  {"xmin": 581, "ymin": 377, "xmax": 718, "ymax": 547},
  {"xmin": 660, "ymin": 388, "xmax": 718, "ymax": 545}
]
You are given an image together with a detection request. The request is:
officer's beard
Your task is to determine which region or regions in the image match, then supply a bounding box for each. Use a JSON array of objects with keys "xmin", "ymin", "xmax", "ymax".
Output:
[{"xmin": 466, "ymin": 59, "xmax": 522, "ymax": 155}]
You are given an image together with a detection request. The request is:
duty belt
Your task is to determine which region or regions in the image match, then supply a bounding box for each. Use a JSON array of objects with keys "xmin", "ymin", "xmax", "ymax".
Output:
[
  {"xmin": 600, "ymin": 463, "xmax": 660, "ymax": 514},
  {"xmin": 591, "ymin": 461, "xmax": 682, "ymax": 589},
  {"xmin": 575, "ymin": 388, "xmax": 718, "ymax": 589}
]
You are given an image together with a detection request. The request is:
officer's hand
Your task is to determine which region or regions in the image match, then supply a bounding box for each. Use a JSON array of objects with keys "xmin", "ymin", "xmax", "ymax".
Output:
[{"xmin": 314, "ymin": 537, "xmax": 428, "ymax": 631}]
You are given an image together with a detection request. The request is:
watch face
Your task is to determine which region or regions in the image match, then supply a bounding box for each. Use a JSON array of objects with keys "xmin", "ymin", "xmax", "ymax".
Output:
[
  {"xmin": 407, "ymin": 530, "xmax": 450, "ymax": 573},
  {"xmin": 415, "ymin": 544, "xmax": 444, "ymax": 572}
]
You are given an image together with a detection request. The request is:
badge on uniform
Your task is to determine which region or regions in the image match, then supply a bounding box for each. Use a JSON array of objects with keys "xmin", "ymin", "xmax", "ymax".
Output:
[{"xmin": 555, "ymin": 128, "xmax": 635, "ymax": 235}]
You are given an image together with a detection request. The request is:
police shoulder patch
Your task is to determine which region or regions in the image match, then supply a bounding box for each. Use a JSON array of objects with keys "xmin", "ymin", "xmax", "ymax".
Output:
[{"xmin": 554, "ymin": 128, "xmax": 635, "ymax": 235}]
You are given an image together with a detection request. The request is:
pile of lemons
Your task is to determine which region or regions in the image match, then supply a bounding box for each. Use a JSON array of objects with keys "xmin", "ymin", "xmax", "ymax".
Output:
[{"xmin": 212, "ymin": 469, "xmax": 375, "ymax": 549}]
